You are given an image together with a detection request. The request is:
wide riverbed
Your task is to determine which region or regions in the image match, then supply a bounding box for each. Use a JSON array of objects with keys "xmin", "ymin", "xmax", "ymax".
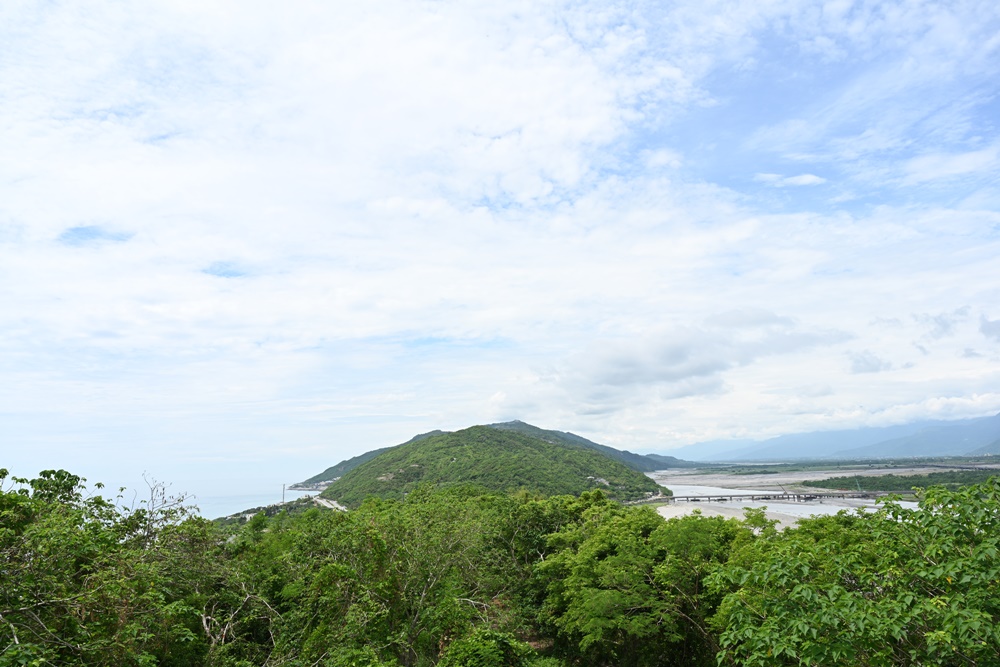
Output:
[{"xmin": 649, "ymin": 470, "xmax": 924, "ymax": 528}]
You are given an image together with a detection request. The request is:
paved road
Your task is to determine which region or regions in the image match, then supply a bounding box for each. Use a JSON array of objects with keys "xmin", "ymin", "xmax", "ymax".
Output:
[{"xmin": 314, "ymin": 497, "xmax": 348, "ymax": 511}]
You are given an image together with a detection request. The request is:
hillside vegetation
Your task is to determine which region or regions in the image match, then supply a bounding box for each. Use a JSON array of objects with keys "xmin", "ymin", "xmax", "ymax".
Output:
[
  {"xmin": 489, "ymin": 420, "xmax": 700, "ymax": 471},
  {"xmin": 320, "ymin": 425, "xmax": 666, "ymax": 507},
  {"xmin": 297, "ymin": 431, "xmax": 447, "ymax": 486},
  {"xmin": 803, "ymin": 469, "xmax": 999, "ymax": 492},
  {"xmin": 302, "ymin": 421, "xmax": 697, "ymax": 489},
  {"xmin": 4, "ymin": 468, "xmax": 999, "ymax": 666},
  {"xmin": 296, "ymin": 447, "xmax": 391, "ymax": 486}
]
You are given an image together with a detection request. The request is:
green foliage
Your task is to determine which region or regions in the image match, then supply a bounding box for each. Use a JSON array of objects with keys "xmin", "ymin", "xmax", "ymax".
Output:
[
  {"xmin": 534, "ymin": 499, "xmax": 749, "ymax": 667},
  {"xmin": 213, "ymin": 494, "xmax": 317, "ymax": 526},
  {"xmin": 302, "ymin": 422, "xmax": 699, "ymax": 493},
  {"xmin": 228, "ymin": 486, "xmax": 544, "ymax": 666},
  {"xmin": 438, "ymin": 628, "xmax": 533, "ymax": 667},
  {"xmin": 6, "ymin": 465, "xmax": 999, "ymax": 667},
  {"xmin": 297, "ymin": 446, "xmax": 395, "ymax": 485},
  {"xmin": 710, "ymin": 476, "xmax": 1000, "ymax": 665},
  {"xmin": 802, "ymin": 469, "xmax": 998, "ymax": 492},
  {"xmin": 489, "ymin": 421, "xmax": 698, "ymax": 472},
  {"xmin": 0, "ymin": 469, "xmax": 266, "ymax": 666},
  {"xmin": 321, "ymin": 426, "xmax": 664, "ymax": 508}
]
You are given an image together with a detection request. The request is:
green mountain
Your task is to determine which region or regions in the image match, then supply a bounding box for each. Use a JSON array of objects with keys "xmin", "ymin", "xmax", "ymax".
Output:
[
  {"xmin": 489, "ymin": 420, "xmax": 700, "ymax": 471},
  {"xmin": 294, "ymin": 448, "xmax": 392, "ymax": 487},
  {"xmin": 297, "ymin": 421, "xmax": 699, "ymax": 491},
  {"xmin": 969, "ymin": 437, "xmax": 1000, "ymax": 456},
  {"xmin": 319, "ymin": 425, "xmax": 667, "ymax": 508},
  {"xmin": 645, "ymin": 453, "xmax": 701, "ymax": 468}
]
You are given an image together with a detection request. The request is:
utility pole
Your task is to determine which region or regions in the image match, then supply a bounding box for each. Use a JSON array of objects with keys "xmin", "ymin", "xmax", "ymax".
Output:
[{"xmin": 282, "ymin": 483, "xmax": 285, "ymax": 504}]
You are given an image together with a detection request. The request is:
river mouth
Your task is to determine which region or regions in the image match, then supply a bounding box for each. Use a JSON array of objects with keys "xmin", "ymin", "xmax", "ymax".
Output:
[{"xmin": 647, "ymin": 468, "xmax": 927, "ymax": 528}]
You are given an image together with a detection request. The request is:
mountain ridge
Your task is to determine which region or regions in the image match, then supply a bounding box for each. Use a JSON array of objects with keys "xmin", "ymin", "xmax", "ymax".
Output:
[
  {"xmin": 318, "ymin": 424, "xmax": 668, "ymax": 508},
  {"xmin": 487, "ymin": 420, "xmax": 700, "ymax": 471},
  {"xmin": 297, "ymin": 420, "xmax": 698, "ymax": 489},
  {"xmin": 663, "ymin": 413, "xmax": 1000, "ymax": 461}
]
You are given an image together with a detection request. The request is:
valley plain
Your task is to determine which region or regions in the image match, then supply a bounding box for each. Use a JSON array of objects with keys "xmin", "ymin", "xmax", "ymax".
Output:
[{"xmin": 649, "ymin": 462, "xmax": 1000, "ymax": 527}]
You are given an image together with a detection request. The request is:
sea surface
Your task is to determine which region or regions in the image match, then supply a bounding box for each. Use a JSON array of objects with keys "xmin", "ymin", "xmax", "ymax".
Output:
[{"xmin": 189, "ymin": 488, "xmax": 314, "ymax": 519}]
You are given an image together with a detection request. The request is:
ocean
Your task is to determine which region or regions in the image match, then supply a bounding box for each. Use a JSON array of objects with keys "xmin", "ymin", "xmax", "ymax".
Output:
[{"xmin": 188, "ymin": 487, "xmax": 315, "ymax": 519}]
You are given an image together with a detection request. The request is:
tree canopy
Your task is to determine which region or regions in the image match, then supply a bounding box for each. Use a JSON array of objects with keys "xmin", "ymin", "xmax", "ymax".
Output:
[
  {"xmin": 2, "ymin": 467, "xmax": 998, "ymax": 666},
  {"xmin": 320, "ymin": 426, "xmax": 666, "ymax": 507}
]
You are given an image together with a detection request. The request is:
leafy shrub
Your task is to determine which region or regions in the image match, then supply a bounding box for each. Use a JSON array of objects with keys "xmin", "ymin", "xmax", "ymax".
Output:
[{"xmin": 439, "ymin": 628, "xmax": 534, "ymax": 667}]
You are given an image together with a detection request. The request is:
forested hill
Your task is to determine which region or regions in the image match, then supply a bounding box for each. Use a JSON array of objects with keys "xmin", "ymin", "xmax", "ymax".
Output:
[
  {"xmin": 296, "ymin": 447, "xmax": 390, "ymax": 486},
  {"xmin": 319, "ymin": 425, "xmax": 667, "ymax": 507},
  {"xmin": 295, "ymin": 431, "xmax": 446, "ymax": 486},
  {"xmin": 298, "ymin": 421, "xmax": 697, "ymax": 489},
  {"xmin": 489, "ymin": 420, "xmax": 700, "ymax": 471}
]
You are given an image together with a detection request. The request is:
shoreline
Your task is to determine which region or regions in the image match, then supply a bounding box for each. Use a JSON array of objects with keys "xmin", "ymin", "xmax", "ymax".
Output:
[{"xmin": 646, "ymin": 465, "xmax": 975, "ymax": 528}]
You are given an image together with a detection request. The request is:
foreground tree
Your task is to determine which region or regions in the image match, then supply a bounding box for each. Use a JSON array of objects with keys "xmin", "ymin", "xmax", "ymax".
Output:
[
  {"xmin": 534, "ymin": 495, "xmax": 749, "ymax": 667},
  {"xmin": 710, "ymin": 477, "xmax": 1000, "ymax": 666},
  {"xmin": 230, "ymin": 485, "xmax": 550, "ymax": 666},
  {"xmin": 0, "ymin": 469, "xmax": 262, "ymax": 667},
  {"xmin": 6, "ymin": 467, "xmax": 998, "ymax": 667}
]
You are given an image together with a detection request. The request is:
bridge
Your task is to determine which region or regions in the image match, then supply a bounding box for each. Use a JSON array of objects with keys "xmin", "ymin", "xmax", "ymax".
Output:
[{"xmin": 663, "ymin": 491, "xmax": 886, "ymax": 503}]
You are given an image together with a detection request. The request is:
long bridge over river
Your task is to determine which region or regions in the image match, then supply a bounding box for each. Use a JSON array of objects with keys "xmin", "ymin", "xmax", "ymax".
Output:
[{"xmin": 662, "ymin": 491, "xmax": 886, "ymax": 503}]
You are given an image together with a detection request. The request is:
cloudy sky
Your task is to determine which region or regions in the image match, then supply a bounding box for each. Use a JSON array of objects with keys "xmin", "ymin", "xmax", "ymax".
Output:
[{"xmin": 3, "ymin": 0, "xmax": 1000, "ymax": 498}]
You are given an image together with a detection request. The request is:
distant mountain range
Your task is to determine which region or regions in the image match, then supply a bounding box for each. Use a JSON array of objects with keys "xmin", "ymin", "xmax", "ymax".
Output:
[
  {"xmin": 294, "ymin": 414, "xmax": 1000, "ymax": 507},
  {"xmin": 665, "ymin": 413, "xmax": 1000, "ymax": 461}
]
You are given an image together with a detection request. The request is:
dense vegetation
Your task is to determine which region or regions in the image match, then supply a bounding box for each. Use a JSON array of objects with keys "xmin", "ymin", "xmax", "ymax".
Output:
[
  {"xmin": 298, "ymin": 432, "xmax": 448, "ymax": 486},
  {"xmin": 319, "ymin": 425, "xmax": 666, "ymax": 507},
  {"xmin": 3, "ymin": 467, "xmax": 999, "ymax": 666},
  {"xmin": 299, "ymin": 422, "xmax": 698, "ymax": 490},
  {"xmin": 295, "ymin": 448, "xmax": 393, "ymax": 486},
  {"xmin": 488, "ymin": 421, "xmax": 699, "ymax": 472},
  {"xmin": 802, "ymin": 469, "xmax": 999, "ymax": 491}
]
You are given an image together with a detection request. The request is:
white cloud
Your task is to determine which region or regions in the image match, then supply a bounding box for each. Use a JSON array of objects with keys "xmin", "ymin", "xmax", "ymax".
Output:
[
  {"xmin": 903, "ymin": 145, "xmax": 1000, "ymax": 184},
  {"xmin": 913, "ymin": 307, "xmax": 969, "ymax": 340},
  {"xmin": 754, "ymin": 173, "xmax": 827, "ymax": 186},
  {"xmin": 849, "ymin": 350, "xmax": 893, "ymax": 374},
  {"xmin": 982, "ymin": 316, "xmax": 1000, "ymax": 342},
  {"xmin": 783, "ymin": 174, "xmax": 827, "ymax": 186},
  {"xmin": 642, "ymin": 149, "xmax": 683, "ymax": 169},
  {"xmin": 1, "ymin": 1, "xmax": 1000, "ymax": 491},
  {"xmin": 742, "ymin": 1, "xmax": 1000, "ymax": 196}
]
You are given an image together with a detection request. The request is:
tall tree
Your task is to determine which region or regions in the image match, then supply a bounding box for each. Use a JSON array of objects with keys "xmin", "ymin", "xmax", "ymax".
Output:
[{"xmin": 710, "ymin": 478, "xmax": 1000, "ymax": 666}]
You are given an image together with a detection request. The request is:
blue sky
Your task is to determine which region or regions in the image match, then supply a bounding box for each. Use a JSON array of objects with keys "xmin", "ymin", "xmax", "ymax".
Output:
[{"xmin": 2, "ymin": 0, "xmax": 999, "ymax": 499}]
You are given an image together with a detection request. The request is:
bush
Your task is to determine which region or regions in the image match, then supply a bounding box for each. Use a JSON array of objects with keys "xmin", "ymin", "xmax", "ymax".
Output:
[{"xmin": 439, "ymin": 628, "xmax": 534, "ymax": 667}]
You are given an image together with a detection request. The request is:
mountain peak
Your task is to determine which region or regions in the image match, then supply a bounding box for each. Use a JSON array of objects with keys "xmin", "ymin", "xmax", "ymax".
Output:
[{"xmin": 319, "ymin": 426, "xmax": 666, "ymax": 507}]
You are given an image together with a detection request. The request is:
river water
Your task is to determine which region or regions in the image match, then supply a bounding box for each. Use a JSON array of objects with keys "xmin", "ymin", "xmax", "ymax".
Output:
[
  {"xmin": 190, "ymin": 475, "xmax": 921, "ymax": 521},
  {"xmin": 661, "ymin": 482, "xmax": 918, "ymax": 520}
]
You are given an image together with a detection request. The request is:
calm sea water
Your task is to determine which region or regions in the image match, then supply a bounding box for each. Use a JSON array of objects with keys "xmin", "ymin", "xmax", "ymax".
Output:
[{"xmin": 189, "ymin": 488, "xmax": 314, "ymax": 519}]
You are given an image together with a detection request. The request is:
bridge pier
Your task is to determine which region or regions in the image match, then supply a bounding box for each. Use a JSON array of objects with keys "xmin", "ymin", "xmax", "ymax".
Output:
[{"xmin": 662, "ymin": 491, "xmax": 884, "ymax": 504}]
